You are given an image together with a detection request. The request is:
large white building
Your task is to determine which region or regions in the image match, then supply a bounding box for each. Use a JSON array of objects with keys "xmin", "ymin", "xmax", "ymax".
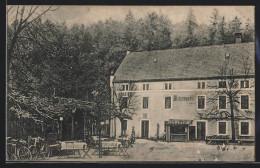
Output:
[{"xmin": 110, "ymin": 40, "xmax": 254, "ymax": 142}]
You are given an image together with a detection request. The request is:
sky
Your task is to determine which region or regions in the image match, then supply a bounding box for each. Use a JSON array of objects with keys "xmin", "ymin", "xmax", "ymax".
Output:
[{"xmin": 7, "ymin": 6, "xmax": 254, "ymax": 27}]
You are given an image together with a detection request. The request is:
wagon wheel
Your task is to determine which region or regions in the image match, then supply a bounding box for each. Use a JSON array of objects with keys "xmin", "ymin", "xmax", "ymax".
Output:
[{"xmin": 17, "ymin": 147, "xmax": 32, "ymax": 160}]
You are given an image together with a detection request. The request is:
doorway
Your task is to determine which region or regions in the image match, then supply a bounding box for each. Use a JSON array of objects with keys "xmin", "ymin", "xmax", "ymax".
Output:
[
  {"xmin": 189, "ymin": 126, "xmax": 196, "ymax": 141},
  {"xmin": 197, "ymin": 121, "xmax": 206, "ymax": 140},
  {"xmin": 141, "ymin": 120, "xmax": 149, "ymax": 139}
]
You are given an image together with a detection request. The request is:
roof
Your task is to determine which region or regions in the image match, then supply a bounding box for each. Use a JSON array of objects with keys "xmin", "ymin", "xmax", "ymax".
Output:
[{"xmin": 113, "ymin": 42, "xmax": 254, "ymax": 83}]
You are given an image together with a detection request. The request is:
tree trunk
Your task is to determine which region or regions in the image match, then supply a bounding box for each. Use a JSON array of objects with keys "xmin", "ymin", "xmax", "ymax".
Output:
[{"xmin": 229, "ymin": 96, "xmax": 236, "ymax": 142}]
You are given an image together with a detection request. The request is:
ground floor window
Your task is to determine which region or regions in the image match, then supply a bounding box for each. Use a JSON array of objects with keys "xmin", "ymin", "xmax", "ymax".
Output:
[
  {"xmin": 240, "ymin": 121, "xmax": 249, "ymax": 135},
  {"xmin": 218, "ymin": 121, "xmax": 227, "ymax": 135}
]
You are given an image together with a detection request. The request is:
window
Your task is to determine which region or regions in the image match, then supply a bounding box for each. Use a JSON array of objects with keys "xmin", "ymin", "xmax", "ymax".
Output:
[
  {"xmin": 240, "ymin": 122, "xmax": 249, "ymax": 135},
  {"xmin": 122, "ymin": 84, "xmax": 129, "ymax": 91},
  {"xmin": 241, "ymin": 80, "xmax": 249, "ymax": 88},
  {"xmin": 219, "ymin": 96, "xmax": 227, "ymax": 109},
  {"xmin": 198, "ymin": 96, "xmax": 206, "ymax": 109},
  {"xmin": 143, "ymin": 97, "xmax": 149, "ymax": 109},
  {"xmin": 121, "ymin": 97, "xmax": 128, "ymax": 108},
  {"xmin": 219, "ymin": 81, "xmax": 227, "ymax": 88},
  {"xmin": 197, "ymin": 82, "xmax": 206, "ymax": 89},
  {"xmin": 165, "ymin": 97, "xmax": 171, "ymax": 109},
  {"xmin": 164, "ymin": 83, "xmax": 172, "ymax": 90},
  {"xmin": 143, "ymin": 84, "xmax": 149, "ymax": 90},
  {"xmin": 241, "ymin": 95, "xmax": 249, "ymax": 109},
  {"xmin": 169, "ymin": 83, "xmax": 172, "ymax": 89},
  {"xmin": 218, "ymin": 122, "xmax": 227, "ymax": 134}
]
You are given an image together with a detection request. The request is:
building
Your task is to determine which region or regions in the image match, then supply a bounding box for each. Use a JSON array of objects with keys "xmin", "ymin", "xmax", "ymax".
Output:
[{"xmin": 110, "ymin": 40, "xmax": 255, "ymax": 142}]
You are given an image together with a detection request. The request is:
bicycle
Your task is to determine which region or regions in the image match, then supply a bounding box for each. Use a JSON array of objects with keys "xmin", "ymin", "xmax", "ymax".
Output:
[
  {"xmin": 16, "ymin": 139, "xmax": 32, "ymax": 160},
  {"xmin": 29, "ymin": 137, "xmax": 50, "ymax": 160},
  {"xmin": 6, "ymin": 138, "xmax": 18, "ymax": 160}
]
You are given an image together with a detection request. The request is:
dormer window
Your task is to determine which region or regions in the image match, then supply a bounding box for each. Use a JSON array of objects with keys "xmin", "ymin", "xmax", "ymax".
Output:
[{"xmin": 164, "ymin": 83, "xmax": 172, "ymax": 90}]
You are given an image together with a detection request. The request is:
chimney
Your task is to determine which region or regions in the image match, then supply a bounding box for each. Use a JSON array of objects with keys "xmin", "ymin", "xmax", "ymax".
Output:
[
  {"xmin": 235, "ymin": 33, "xmax": 242, "ymax": 43},
  {"xmin": 127, "ymin": 51, "xmax": 130, "ymax": 55}
]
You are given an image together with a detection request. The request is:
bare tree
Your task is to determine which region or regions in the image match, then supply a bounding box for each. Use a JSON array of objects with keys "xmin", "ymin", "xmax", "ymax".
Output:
[
  {"xmin": 200, "ymin": 54, "xmax": 254, "ymax": 142},
  {"xmin": 112, "ymin": 84, "xmax": 138, "ymax": 136}
]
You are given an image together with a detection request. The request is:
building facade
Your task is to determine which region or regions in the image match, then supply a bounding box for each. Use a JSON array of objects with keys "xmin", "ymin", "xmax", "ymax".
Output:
[{"xmin": 110, "ymin": 41, "xmax": 255, "ymax": 142}]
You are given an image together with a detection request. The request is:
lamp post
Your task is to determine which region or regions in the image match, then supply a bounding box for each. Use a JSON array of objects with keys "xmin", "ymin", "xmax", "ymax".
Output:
[
  {"xmin": 71, "ymin": 108, "xmax": 76, "ymax": 140},
  {"xmin": 59, "ymin": 117, "xmax": 63, "ymax": 140}
]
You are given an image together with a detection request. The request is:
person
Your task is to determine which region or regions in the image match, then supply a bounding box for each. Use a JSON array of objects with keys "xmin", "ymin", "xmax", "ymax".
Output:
[{"xmin": 130, "ymin": 126, "xmax": 135, "ymax": 144}]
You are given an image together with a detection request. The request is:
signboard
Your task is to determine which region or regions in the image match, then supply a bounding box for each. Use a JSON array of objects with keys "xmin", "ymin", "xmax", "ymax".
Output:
[{"xmin": 165, "ymin": 119, "xmax": 193, "ymax": 125}]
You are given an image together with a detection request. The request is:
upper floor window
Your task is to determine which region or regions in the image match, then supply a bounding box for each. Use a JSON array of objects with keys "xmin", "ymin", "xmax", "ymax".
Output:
[
  {"xmin": 122, "ymin": 84, "xmax": 129, "ymax": 91},
  {"xmin": 219, "ymin": 96, "xmax": 227, "ymax": 109},
  {"xmin": 165, "ymin": 83, "xmax": 172, "ymax": 90},
  {"xmin": 121, "ymin": 97, "xmax": 128, "ymax": 108},
  {"xmin": 240, "ymin": 80, "xmax": 249, "ymax": 88},
  {"xmin": 143, "ymin": 84, "xmax": 149, "ymax": 90},
  {"xmin": 219, "ymin": 81, "xmax": 227, "ymax": 88},
  {"xmin": 197, "ymin": 82, "xmax": 206, "ymax": 89},
  {"xmin": 143, "ymin": 97, "xmax": 149, "ymax": 109},
  {"xmin": 165, "ymin": 96, "xmax": 171, "ymax": 109},
  {"xmin": 241, "ymin": 95, "xmax": 249, "ymax": 109},
  {"xmin": 198, "ymin": 96, "xmax": 206, "ymax": 110}
]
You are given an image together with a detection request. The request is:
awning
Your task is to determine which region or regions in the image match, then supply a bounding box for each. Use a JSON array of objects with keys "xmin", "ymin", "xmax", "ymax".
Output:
[{"xmin": 165, "ymin": 119, "xmax": 193, "ymax": 126}]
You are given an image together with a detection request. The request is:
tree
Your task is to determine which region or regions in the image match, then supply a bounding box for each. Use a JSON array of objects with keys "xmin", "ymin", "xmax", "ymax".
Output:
[
  {"xmin": 208, "ymin": 9, "xmax": 219, "ymax": 45},
  {"xmin": 215, "ymin": 16, "xmax": 227, "ymax": 45},
  {"xmin": 200, "ymin": 53, "xmax": 254, "ymax": 142},
  {"xmin": 226, "ymin": 16, "xmax": 242, "ymax": 44},
  {"xmin": 112, "ymin": 84, "xmax": 138, "ymax": 136},
  {"xmin": 243, "ymin": 18, "xmax": 254, "ymax": 42},
  {"xmin": 182, "ymin": 8, "xmax": 199, "ymax": 47}
]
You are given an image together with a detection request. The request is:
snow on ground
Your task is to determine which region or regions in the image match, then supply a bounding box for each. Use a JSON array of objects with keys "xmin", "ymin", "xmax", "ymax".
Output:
[{"xmin": 45, "ymin": 139, "xmax": 254, "ymax": 162}]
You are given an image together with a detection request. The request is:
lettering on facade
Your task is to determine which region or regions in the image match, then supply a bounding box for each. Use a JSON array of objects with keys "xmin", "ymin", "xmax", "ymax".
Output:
[{"xmin": 174, "ymin": 95, "xmax": 195, "ymax": 101}]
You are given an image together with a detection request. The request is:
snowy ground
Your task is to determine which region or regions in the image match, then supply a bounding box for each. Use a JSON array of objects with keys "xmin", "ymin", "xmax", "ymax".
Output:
[{"xmin": 39, "ymin": 139, "xmax": 254, "ymax": 162}]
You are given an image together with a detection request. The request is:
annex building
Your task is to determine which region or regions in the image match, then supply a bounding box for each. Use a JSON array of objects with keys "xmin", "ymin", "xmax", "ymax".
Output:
[{"xmin": 109, "ymin": 39, "xmax": 255, "ymax": 142}]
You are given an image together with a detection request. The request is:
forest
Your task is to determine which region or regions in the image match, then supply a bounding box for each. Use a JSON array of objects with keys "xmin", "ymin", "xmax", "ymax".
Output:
[{"xmin": 7, "ymin": 6, "xmax": 254, "ymax": 139}]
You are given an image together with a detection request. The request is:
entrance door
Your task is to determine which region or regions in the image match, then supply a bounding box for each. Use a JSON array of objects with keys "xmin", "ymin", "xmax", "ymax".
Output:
[
  {"xmin": 197, "ymin": 122, "xmax": 206, "ymax": 140},
  {"xmin": 189, "ymin": 126, "xmax": 196, "ymax": 141},
  {"xmin": 141, "ymin": 120, "xmax": 149, "ymax": 139}
]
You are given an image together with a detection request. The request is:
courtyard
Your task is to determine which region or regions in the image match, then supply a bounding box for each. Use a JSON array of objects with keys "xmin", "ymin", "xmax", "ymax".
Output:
[{"xmin": 44, "ymin": 139, "xmax": 254, "ymax": 162}]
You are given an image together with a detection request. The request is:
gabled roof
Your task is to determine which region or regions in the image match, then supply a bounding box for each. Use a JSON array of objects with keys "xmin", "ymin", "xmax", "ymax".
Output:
[{"xmin": 113, "ymin": 42, "xmax": 254, "ymax": 83}]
